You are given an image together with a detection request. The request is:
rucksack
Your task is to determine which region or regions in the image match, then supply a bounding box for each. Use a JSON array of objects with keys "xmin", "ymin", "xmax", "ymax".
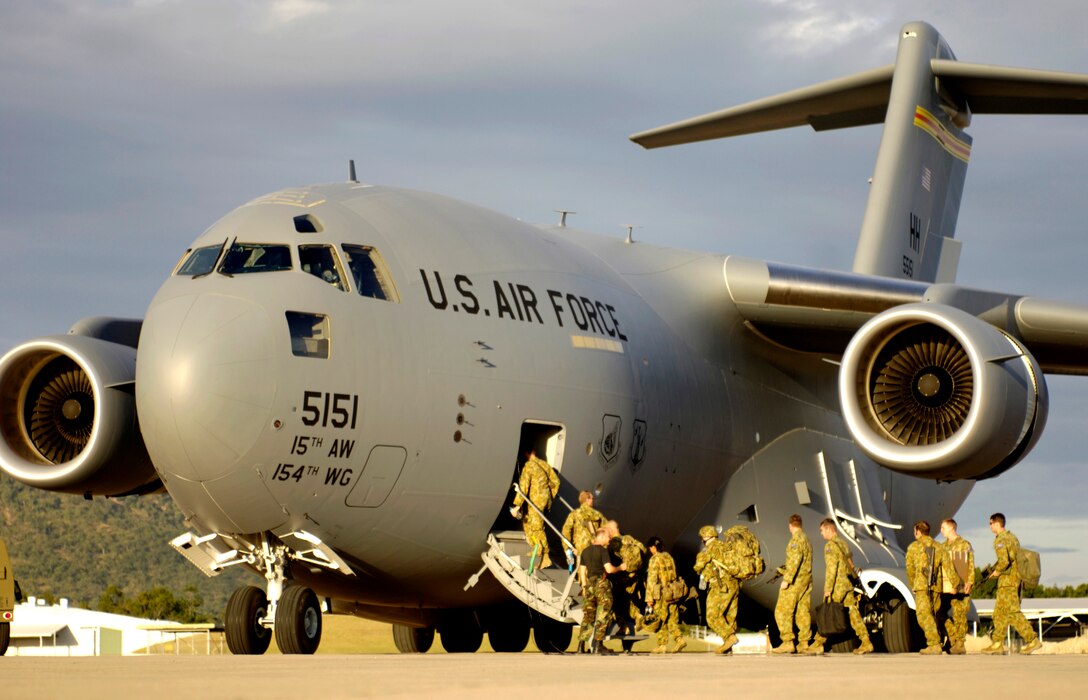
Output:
[
  {"xmin": 620, "ymin": 535, "xmax": 647, "ymax": 573},
  {"xmin": 1017, "ymin": 548, "xmax": 1042, "ymax": 587},
  {"xmin": 723, "ymin": 525, "xmax": 766, "ymax": 581}
]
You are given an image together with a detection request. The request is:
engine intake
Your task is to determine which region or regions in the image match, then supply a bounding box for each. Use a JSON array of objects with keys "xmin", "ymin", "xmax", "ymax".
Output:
[
  {"xmin": 839, "ymin": 303, "xmax": 1048, "ymax": 480},
  {"xmin": 0, "ymin": 334, "xmax": 158, "ymax": 496}
]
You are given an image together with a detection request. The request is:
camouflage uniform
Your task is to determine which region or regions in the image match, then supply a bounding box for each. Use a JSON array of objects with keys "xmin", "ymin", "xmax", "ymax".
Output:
[
  {"xmin": 694, "ymin": 535, "xmax": 739, "ymax": 650},
  {"xmin": 774, "ymin": 528, "xmax": 812, "ymax": 647},
  {"xmin": 616, "ymin": 534, "xmax": 647, "ymax": 629},
  {"xmin": 646, "ymin": 550, "xmax": 684, "ymax": 649},
  {"xmin": 811, "ymin": 534, "xmax": 870, "ymax": 651},
  {"xmin": 989, "ymin": 530, "xmax": 1038, "ymax": 647},
  {"xmin": 905, "ymin": 534, "xmax": 941, "ymax": 650},
  {"xmin": 561, "ymin": 503, "xmax": 605, "ymax": 555},
  {"xmin": 939, "ymin": 536, "xmax": 974, "ymax": 652},
  {"xmin": 512, "ymin": 455, "xmax": 559, "ymax": 567}
]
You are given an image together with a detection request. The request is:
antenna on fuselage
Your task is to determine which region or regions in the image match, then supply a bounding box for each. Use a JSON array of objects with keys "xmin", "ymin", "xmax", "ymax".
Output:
[
  {"xmin": 554, "ymin": 210, "xmax": 575, "ymax": 227},
  {"xmin": 348, "ymin": 160, "xmax": 358, "ymax": 183},
  {"xmin": 623, "ymin": 224, "xmax": 641, "ymax": 244}
]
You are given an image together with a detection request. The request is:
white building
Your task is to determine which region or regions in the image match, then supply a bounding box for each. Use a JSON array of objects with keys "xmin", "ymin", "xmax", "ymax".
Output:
[{"xmin": 5, "ymin": 597, "xmax": 212, "ymax": 656}]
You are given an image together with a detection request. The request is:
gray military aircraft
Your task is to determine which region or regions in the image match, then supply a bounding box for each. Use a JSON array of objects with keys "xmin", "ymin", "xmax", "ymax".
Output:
[{"xmin": 2, "ymin": 21, "xmax": 1087, "ymax": 654}]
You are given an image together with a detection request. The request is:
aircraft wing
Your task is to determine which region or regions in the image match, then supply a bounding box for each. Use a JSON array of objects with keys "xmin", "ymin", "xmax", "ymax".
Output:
[{"xmin": 723, "ymin": 256, "xmax": 1088, "ymax": 376}]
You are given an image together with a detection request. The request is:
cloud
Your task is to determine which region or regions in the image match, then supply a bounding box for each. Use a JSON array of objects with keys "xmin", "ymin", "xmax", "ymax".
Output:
[{"xmin": 756, "ymin": 0, "xmax": 889, "ymax": 56}]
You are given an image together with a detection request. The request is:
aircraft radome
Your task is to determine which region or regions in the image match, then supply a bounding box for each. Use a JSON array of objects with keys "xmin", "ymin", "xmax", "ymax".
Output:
[{"xmin": 2, "ymin": 21, "xmax": 1087, "ymax": 654}]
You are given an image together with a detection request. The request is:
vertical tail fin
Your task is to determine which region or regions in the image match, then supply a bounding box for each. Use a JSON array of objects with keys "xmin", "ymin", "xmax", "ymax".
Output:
[
  {"xmin": 851, "ymin": 23, "xmax": 969, "ymax": 283},
  {"xmin": 630, "ymin": 21, "xmax": 1088, "ymax": 282}
]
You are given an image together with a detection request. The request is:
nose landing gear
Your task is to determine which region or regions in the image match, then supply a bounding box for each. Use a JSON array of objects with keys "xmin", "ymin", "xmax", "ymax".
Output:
[{"xmin": 214, "ymin": 531, "xmax": 351, "ymax": 655}]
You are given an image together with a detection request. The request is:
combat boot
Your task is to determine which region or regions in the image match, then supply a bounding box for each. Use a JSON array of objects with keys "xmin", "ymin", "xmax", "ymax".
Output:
[
  {"xmin": 949, "ymin": 643, "xmax": 966, "ymax": 655},
  {"xmin": 1020, "ymin": 638, "xmax": 1043, "ymax": 654},
  {"xmin": 795, "ymin": 640, "xmax": 810, "ymax": 654},
  {"xmin": 670, "ymin": 639, "xmax": 687, "ymax": 653},
  {"xmin": 716, "ymin": 633, "xmax": 738, "ymax": 654},
  {"xmin": 981, "ymin": 641, "xmax": 1005, "ymax": 655},
  {"xmin": 596, "ymin": 644, "xmax": 617, "ymax": 656},
  {"xmin": 803, "ymin": 643, "xmax": 824, "ymax": 655},
  {"xmin": 919, "ymin": 645, "xmax": 943, "ymax": 655},
  {"xmin": 652, "ymin": 645, "xmax": 667, "ymax": 654},
  {"xmin": 853, "ymin": 639, "xmax": 874, "ymax": 655},
  {"xmin": 771, "ymin": 641, "xmax": 795, "ymax": 654}
]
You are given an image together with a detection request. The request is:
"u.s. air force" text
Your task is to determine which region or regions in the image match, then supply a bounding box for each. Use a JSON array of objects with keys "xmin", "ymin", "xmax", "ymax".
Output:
[{"xmin": 419, "ymin": 269, "xmax": 628, "ymax": 342}]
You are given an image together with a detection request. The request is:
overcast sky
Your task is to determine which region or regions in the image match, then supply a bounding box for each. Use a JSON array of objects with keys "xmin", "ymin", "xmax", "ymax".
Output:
[{"xmin": 2, "ymin": 1, "xmax": 1087, "ymax": 584}]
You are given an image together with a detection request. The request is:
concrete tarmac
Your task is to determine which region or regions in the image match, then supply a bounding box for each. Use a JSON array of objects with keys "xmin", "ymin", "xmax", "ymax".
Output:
[{"xmin": 4, "ymin": 653, "xmax": 1086, "ymax": 700}]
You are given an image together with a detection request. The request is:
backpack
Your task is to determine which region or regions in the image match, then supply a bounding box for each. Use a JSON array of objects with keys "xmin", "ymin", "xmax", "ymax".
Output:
[
  {"xmin": 1017, "ymin": 548, "xmax": 1042, "ymax": 587},
  {"xmin": 620, "ymin": 535, "xmax": 647, "ymax": 573},
  {"xmin": 723, "ymin": 525, "xmax": 766, "ymax": 581}
]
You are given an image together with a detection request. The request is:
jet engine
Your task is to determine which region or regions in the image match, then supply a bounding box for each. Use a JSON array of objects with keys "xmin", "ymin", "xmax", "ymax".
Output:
[
  {"xmin": 839, "ymin": 303, "xmax": 1048, "ymax": 481},
  {"xmin": 0, "ymin": 334, "xmax": 158, "ymax": 496}
]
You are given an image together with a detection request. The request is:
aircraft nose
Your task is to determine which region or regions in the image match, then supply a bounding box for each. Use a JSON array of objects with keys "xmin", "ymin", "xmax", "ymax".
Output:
[{"xmin": 137, "ymin": 293, "xmax": 278, "ymax": 482}]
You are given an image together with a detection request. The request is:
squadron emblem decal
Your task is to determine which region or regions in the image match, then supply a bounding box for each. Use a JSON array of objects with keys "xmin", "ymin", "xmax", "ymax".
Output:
[
  {"xmin": 599, "ymin": 414, "xmax": 621, "ymax": 468},
  {"xmin": 630, "ymin": 419, "xmax": 647, "ymax": 473}
]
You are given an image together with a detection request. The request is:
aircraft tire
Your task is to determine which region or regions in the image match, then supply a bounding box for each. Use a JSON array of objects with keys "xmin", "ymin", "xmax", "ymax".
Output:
[
  {"xmin": 225, "ymin": 586, "xmax": 272, "ymax": 655},
  {"xmin": 532, "ymin": 614, "xmax": 573, "ymax": 654},
  {"xmin": 881, "ymin": 596, "xmax": 918, "ymax": 653},
  {"xmin": 392, "ymin": 624, "xmax": 435, "ymax": 653},
  {"xmin": 0, "ymin": 621, "xmax": 9, "ymax": 656},
  {"xmin": 439, "ymin": 620, "xmax": 483, "ymax": 653},
  {"xmin": 486, "ymin": 611, "xmax": 530, "ymax": 653},
  {"xmin": 275, "ymin": 585, "xmax": 322, "ymax": 655}
]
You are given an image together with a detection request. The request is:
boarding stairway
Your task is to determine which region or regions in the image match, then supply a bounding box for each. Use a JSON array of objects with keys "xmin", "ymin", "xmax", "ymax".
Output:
[
  {"xmin": 465, "ymin": 483, "xmax": 584, "ymax": 624},
  {"xmin": 465, "ymin": 484, "xmax": 651, "ymax": 649}
]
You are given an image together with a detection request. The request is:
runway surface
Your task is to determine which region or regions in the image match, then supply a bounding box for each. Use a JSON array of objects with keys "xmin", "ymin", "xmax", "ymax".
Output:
[{"xmin": 4, "ymin": 652, "xmax": 1086, "ymax": 699}]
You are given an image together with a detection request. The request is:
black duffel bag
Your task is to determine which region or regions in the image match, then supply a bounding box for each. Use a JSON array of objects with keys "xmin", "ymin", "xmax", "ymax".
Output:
[{"xmin": 813, "ymin": 600, "xmax": 849, "ymax": 635}]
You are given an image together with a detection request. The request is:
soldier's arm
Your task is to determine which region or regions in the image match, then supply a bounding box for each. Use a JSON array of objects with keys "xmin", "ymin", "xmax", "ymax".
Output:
[
  {"xmin": 823, "ymin": 547, "xmax": 837, "ymax": 597},
  {"xmin": 992, "ymin": 537, "xmax": 1012, "ymax": 576},
  {"xmin": 782, "ymin": 541, "xmax": 802, "ymax": 586},
  {"xmin": 966, "ymin": 547, "xmax": 976, "ymax": 592},
  {"xmin": 512, "ymin": 470, "xmax": 530, "ymax": 507},
  {"xmin": 561, "ymin": 512, "xmax": 574, "ymax": 542},
  {"xmin": 693, "ymin": 550, "xmax": 708, "ymax": 575}
]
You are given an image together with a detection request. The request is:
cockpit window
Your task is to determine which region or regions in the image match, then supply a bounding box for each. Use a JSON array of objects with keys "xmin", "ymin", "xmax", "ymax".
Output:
[
  {"xmin": 299, "ymin": 245, "xmax": 348, "ymax": 292},
  {"xmin": 219, "ymin": 244, "xmax": 293, "ymax": 274},
  {"xmin": 176, "ymin": 245, "xmax": 222, "ymax": 276},
  {"xmin": 342, "ymin": 244, "xmax": 400, "ymax": 302}
]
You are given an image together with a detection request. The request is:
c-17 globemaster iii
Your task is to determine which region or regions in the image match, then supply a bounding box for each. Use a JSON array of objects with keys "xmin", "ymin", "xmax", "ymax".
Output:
[{"xmin": 2, "ymin": 21, "xmax": 1087, "ymax": 654}]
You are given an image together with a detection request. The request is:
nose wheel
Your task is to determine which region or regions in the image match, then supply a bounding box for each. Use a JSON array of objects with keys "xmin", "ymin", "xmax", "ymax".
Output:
[{"xmin": 275, "ymin": 585, "xmax": 323, "ymax": 655}]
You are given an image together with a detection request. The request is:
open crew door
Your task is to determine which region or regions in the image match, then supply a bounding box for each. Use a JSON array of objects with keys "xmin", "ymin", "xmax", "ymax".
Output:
[{"xmin": 467, "ymin": 421, "xmax": 583, "ymax": 623}]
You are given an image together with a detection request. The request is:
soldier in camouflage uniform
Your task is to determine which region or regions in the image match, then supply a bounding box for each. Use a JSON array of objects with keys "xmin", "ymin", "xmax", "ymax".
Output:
[
  {"xmin": 905, "ymin": 520, "xmax": 943, "ymax": 654},
  {"xmin": 938, "ymin": 518, "xmax": 974, "ymax": 655},
  {"xmin": 693, "ymin": 525, "xmax": 740, "ymax": 654},
  {"xmin": 562, "ymin": 490, "xmax": 605, "ymax": 556},
  {"xmin": 983, "ymin": 513, "xmax": 1042, "ymax": 655},
  {"xmin": 772, "ymin": 514, "xmax": 812, "ymax": 654},
  {"xmin": 645, "ymin": 535, "xmax": 687, "ymax": 653},
  {"xmin": 511, "ymin": 449, "xmax": 560, "ymax": 570},
  {"xmin": 605, "ymin": 520, "xmax": 646, "ymax": 634},
  {"xmin": 806, "ymin": 518, "xmax": 872, "ymax": 655},
  {"xmin": 577, "ymin": 527, "xmax": 626, "ymax": 654}
]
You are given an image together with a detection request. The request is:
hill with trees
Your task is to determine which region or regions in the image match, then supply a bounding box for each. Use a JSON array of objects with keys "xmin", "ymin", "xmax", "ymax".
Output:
[{"xmin": 0, "ymin": 476, "xmax": 249, "ymax": 621}]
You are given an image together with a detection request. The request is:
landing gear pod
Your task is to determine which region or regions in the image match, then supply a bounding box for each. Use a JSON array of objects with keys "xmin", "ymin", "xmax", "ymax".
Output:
[{"xmin": 839, "ymin": 303, "xmax": 1048, "ymax": 481}]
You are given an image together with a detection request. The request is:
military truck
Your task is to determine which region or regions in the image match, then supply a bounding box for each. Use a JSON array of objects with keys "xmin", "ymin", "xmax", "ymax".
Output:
[{"xmin": 1, "ymin": 536, "xmax": 17, "ymax": 656}]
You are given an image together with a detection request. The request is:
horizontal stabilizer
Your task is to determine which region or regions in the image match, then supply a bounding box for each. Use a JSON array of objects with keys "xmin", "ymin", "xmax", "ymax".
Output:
[
  {"xmin": 630, "ymin": 65, "xmax": 893, "ymax": 149},
  {"xmin": 632, "ymin": 60, "xmax": 1088, "ymax": 150},
  {"xmin": 931, "ymin": 60, "xmax": 1088, "ymax": 114}
]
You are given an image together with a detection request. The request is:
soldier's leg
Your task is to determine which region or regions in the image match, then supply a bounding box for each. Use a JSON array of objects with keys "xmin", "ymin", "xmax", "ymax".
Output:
[
  {"xmin": 914, "ymin": 588, "xmax": 941, "ymax": 648},
  {"xmin": 594, "ymin": 579, "xmax": 614, "ymax": 643},
  {"xmin": 666, "ymin": 602, "xmax": 683, "ymax": 644},
  {"xmin": 722, "ymin": 580, "xmax": 740, "ymax": 639},
  {"xmin": 949, "ymin": 595, "xmax": 970, "ymax": 650},
  {"xmin": 774, "ymin": 588, "xmax": 797, "ymax": 643},
  {"xmin": 705, "ymin": 588, "xmax": 728, "ymax": 639},
  {"xmin": 795, "ymin": 581, "xmax": 813, "ymax": 647},
  {"xmin": 1005, "ymin": 590, "xmax": 1038, "ymax": 644},
  {"xmin": 844, "ymin": 592, "xmax": 871, "ymax": 650},
  {"xmin": 579, "ymin": 580, "xmax": 599, "ymax": 643},
  {"xmin": 991, "ymin": 586, "xmax": 1013, "ymax": 643}
]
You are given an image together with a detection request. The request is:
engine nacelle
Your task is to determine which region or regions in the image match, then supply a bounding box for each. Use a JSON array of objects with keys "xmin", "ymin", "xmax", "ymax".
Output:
[
  {"xmin": 839, "ymin": 303, "xmax": 1048, "ymax": 481},
  {"xmin": 0, "ymin": 334, "xmax": 158, "ymax": 496}
]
